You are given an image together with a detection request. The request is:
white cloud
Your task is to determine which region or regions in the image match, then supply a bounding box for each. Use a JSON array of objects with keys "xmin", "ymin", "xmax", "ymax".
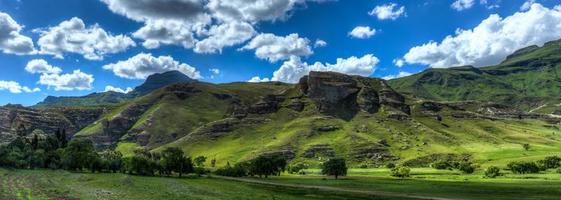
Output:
[
  {"xmin": 0, "ymin": 12, "xmax": 36, "ymax": 55},
  {"xmin": 248, "ymin": 76, "xmax": 270, "ymax": 83},
  {"xmin": 268, "ymin": 54, "xmax": 379, "ymax": 83},
  {"xmin": 348, "ymin": 26, "xmax": 376, "ymax": 39},
  {"xmin": 39, "ymin": 70, "xmax": 94, "ymax": 91},
  {"xmin": 36, "ymin": 17, "xmax": 135, "ymax": 60},
  {"xmin": 520, "ymin": 0, "xmax": 536, "ymax": 11},
  {"xmin": 103, "ymin": 53, "xmax": 202, "ymax": 80},
  {"xmin": 101, "ymin": 0, "xmax": 323, "ymax": 54},
  {"xmin": 104, "ymin": 85, "xmax": 132, "ymax": 93},
  {"xmin": 0, "ymin": 80, "xmax": 39, "ymax": 93},
  {"xmin": 314, "ymin": 39, "xmax": 327, "ymax": 48},
  {"xmin": 393, "ymin": 59, "xmax": 405, "ymax": 67},
  {"xmin": 402, "ymin": 3, "xmax": 561, "ymax": 68},
  {"xmin": 451, "ymin": 0, "xmax": 475, "ymax": 11},
  {"xmin": 194, "ymin": 22, "xmax": 256, "ymax": 53},
  {"xmin": 382, "ymin": 71, "xmax": 413, "ymax": 80},
  {"xmin": 368, "ymin": 3, "xmax": 406, "ymax": 20},
  {"xmin": 133, "ymin": 20, "xmax": 203, "ymax": 49},
  {"xmin": 209, "ymin": 68, "xmax": 220, "ymax": 74},
  {"xmin": 240, "ymin": 33, "xmax": 313, "ymax": 63},
  {"xmin": 25, "ymin": 59, "xmax": 62, "ymax": 74},
  {"xmin": 480, "ymin": 0, "xmax": 500, "ymax": 9}
]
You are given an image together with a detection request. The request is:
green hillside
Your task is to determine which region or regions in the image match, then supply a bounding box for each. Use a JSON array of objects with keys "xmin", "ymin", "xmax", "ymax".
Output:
[
  {"xmin": 68, "ymin": 71, "xmax": 561, "ymax": 169},
  {"xmin": 388, "ymin": 39, "xmax": 561, "ymax": 113}
]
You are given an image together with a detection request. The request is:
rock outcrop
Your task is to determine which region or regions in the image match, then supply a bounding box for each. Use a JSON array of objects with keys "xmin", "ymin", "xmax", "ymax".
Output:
[{"xmin": 298, "ymin": 71, "xmax": 410, "ymax": 119}]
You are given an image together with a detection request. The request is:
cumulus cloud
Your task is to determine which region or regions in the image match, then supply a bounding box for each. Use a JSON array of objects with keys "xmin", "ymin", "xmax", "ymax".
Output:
[
  {"xmin": 104, "ymin": 85, "xmax": 133, "ymax": 93},
  {"xmin": 402, "ymin": 3, "xmax": 561, "ymax": 68},
  {"xmin": 0, "ymin": 12, "xmax": 36, "ymax": 55},
  {"xmin": 36, "ymin": 17, "xmax": 135, "ymax": 60},
  {"xmin": 209, "ymin": 68, "xmax": 220, "ymax": 74},
  {"xmin": 0, "ymin": 80, "xmax": 40, "ymax": 93},
  {"xmin": 101, "ymin": 0, "xmax": 323, "ymax": 54},
  {"xmin": 348, "ymin": 26, "xmax": 376, "ymax": 39},
  {"xmin": 102, "ymin": 53, "xmax": 202, "ymax": 80},
  {"xmin": 314, "ymin": 39, "xmax": 327, "ymax": 48},
  {"xmin": 240, "ymin": 33, "xmax": 313, "ymax": 63},
  {"xmin": 39, "ymin": 70, "xmax": 94, "ymax": 91},
  {"xmin": 451, "ymin": 0, "xmax": 475, "ymax": 11},
  {"xmin": 194, "ymin": 22, "xmax": 256, "ymax": 53},
  {"xmin": 25, "ymin": 59, "xmax": 62, "ymax": 74},
  {"xmin": 368, "ymin": 3, "xmax": 406, "ymax": 20},
  {"xmin": 520, "ymin": 0, "xmax": 536, "ymax": 11},
  {"xmin": 393, "ymin": 59, "xmax": 405, "ymax": 67},
  {"xmin": 26, "ymin": 59, "xmax": 94, "ymax": 91},
  {"xmin": 248, "ymin": 76, "xmax": 270, "ymax": 83},
  {"xmin": 382, "ymin": 71, "xmax": 413, "ymax": 80},
  {"xmin": 267, "ymin": 54, "xmax": 379, "ymax": 83}
]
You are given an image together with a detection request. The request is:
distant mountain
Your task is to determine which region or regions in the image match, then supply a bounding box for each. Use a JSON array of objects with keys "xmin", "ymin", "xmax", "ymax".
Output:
[
  {"xmin": 34, "ymin": 70, "xmax": 197, "ymax": 108},
  {"xmin": 126, "ymin": 70, "xmax": 197, "ymax": 98},
  {"xmin": 388, "ymin": 39, "xmax": 561, "ymax": 113}
]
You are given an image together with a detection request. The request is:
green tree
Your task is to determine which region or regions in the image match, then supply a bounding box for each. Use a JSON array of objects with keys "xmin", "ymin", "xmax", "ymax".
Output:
[
  {"xmin": 248, "ymin": 155, "xmax": 287, "ymax": 178},
  {"xmin": 161, "ymin": 147, "xmax": 193, "ymax": 177},
  {"xmin": 321, "ymin": 158, "xmax": 347, "ymax": 179},
  {"xmin": 62, "ymin": 139, "xmax": 97, "ymax": 171},
  {"xmin": 194, "ymin": 156, "xmax": 207, "ymax": 167}
]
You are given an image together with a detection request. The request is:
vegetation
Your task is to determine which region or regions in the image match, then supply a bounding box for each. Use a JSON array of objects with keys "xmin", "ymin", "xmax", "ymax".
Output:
[
  {"xmin": 321, "ymin": 158, "xmax": 348, "ymax": 179},
  {"xmin": 485, "ymin": 166, "xmax": 502, "ymax": 178},
  {"xmin": 390, "ymin": 166, "xmax": 410, "ymax": 178},
  {"xmin": 507, "ymin": 161, "xmax": 540, "ymax": 174}
]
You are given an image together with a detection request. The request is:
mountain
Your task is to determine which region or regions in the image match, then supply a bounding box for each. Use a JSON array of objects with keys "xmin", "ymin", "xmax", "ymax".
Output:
[
  {"xmin": 388, "ymin": 39, "xmax": 561, "ymax": 114},
  {"xmin": 127, "ymin": 70, "xmax": 197, "ymax": 97},
  {"xmin": 34, "ymin": 70, "xmax": 197, "ymax": 108}
]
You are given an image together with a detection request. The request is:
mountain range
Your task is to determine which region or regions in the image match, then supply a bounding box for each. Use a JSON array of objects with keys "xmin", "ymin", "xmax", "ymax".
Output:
[{"xmin": 3, "ymin": 39, "xmax": 561, "ymax": 168}]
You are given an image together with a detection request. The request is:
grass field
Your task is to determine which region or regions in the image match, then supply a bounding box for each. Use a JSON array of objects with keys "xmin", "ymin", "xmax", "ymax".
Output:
[{"xmin": 3, "ymin": 167, "xmax": 561, "ymax": 200}]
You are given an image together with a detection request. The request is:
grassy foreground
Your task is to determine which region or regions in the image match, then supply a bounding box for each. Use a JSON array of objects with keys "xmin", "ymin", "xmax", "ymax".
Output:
[{"xmin": 3, "ymin": 168, "xmax": 561, "ymax": 200}]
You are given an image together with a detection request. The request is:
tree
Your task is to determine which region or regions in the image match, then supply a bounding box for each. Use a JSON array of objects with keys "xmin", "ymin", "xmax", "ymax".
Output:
[
  {"xmin": 321, "ymin": 158, "xmax": 347, "ymax": 179},
  {"xmin": 541, "ymin": 156, "xmax": 561, "ymax": 169},
  {"xmin": 161, "ymin": 147, "xmax": 193, "ymax": 177},
  {"xmin": 248, "ymin": 155, "xmax": 287, "ymax": 178},
  {"xmin": 485, "ymin": 166, "xmax": 501, "ymax": 178},
  {"xmin": 100, "ymin": 150, "xmax": 123, "ymax": 173},
  {"xmin": 61, "ymin": 139, "xmax": 97, "ymax": 171},
  {"xmin": 211, "ymin": 158, "xmax": 216, "ymax": 168},
  {"xmin": 391, "ymin": 166, "xmax": 411, "ymax": 178},
  {"xmin": 508, "ymin": 161, "xmax": 540, "ymax": 174},
  {"xmin": 194, "ymin": 156, "xmax": 207, "ymax": 167}
]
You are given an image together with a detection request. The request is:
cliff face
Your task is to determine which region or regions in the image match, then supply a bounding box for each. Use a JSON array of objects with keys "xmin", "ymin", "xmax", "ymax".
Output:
[{"xmin": 0, "ymin": 105, "xmax": 103, "ymax": 144}]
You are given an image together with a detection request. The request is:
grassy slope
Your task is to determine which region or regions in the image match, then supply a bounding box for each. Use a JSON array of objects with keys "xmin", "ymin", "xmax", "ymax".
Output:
[{"xmin": 389, "ymin": 41, "xmax": 561, "ymax": 112}]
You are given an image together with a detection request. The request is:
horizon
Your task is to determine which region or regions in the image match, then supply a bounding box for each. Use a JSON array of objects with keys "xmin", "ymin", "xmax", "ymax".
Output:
[{"xmin": 0, "ymin": 0, "xmax": 560, "ymax": 106}]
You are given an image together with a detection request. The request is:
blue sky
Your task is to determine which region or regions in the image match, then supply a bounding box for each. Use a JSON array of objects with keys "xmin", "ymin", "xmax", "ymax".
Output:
[{"xmin": 0, "ymin": 0, "xmax": 560, "ymax": 106}]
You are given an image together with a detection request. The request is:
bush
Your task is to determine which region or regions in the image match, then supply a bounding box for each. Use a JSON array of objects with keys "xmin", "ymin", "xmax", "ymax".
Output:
[
  {"xmin": 385, "ymin": 163, "xmax": 396, "ymax": 169},
  {"xmin": 288, "ymin": 163, "xmax": 308, "ymax": 174},
  {"xmin": 391, "ymin": 166, "xmax": 410, "ymax": 178},
  {"xmin": 541, "ymin": 156, "xmax": 561, "ymax": 169},
  {"xmin": 458, "ymin": 162, "xmax": 475, "ymax": 174},
  {"xmin": 485, "ymin": 166, "xmax": 501, "ymax": 178},
  {"xmin": 431, "ymin": 161, "xmax": 450, "ymax": 170},
  {"xmin": 215, "ymin": 163, "xmax": 248, "ymax": 177},
  {"xmin": 507, "ymin": 161, "xmax": 540, "ymax": 174},
  {"xmin": 556, "ymin": 168, "xmax": 561, "ymax": 174}
]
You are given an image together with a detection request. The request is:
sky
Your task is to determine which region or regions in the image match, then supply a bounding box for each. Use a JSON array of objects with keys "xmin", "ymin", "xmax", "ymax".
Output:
[{"xmin": 0, "ymin": 0, "xmax": 560, "ymax": 106}]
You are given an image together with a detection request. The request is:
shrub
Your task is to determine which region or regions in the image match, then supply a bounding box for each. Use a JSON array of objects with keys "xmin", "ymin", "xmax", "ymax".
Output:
[
  {"xmin": 541, "ymin": 156, "xmax": 561, "ymax": 169},
  {"xmin": 507, "ymin": 161, "xmax": 540, "ymax": 174},
  {"xmin": 431, "ymin": 161, "xmax": 450, "ymax": 170},
  {"xmin": 556, "ymin": 168, "xmax": 561, "ymax": 174},
  {"xmin": 522, "ymin": 144, "xmax": 530, "ymax": 151},
  {"xmin": 485, "ymin": 166, "xmax": 501, "ymax": 178},
  {"xmin": 215, "ymin": 163, "xmax": 248, "ymax": 177},
  {"xmin": 288, "ymin": 163, "xmax": 308, "ymax": 174},
  {"xmin": 385, "ymin": 163, "xmax": 396, "ymax": 169},
  {"xmin": 391, "ymin": 166, "xmax": 410, "ymax": 178},
  {"xmin": 458, "ymin": 162, "xmax": 475, "ymax": 174}
]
